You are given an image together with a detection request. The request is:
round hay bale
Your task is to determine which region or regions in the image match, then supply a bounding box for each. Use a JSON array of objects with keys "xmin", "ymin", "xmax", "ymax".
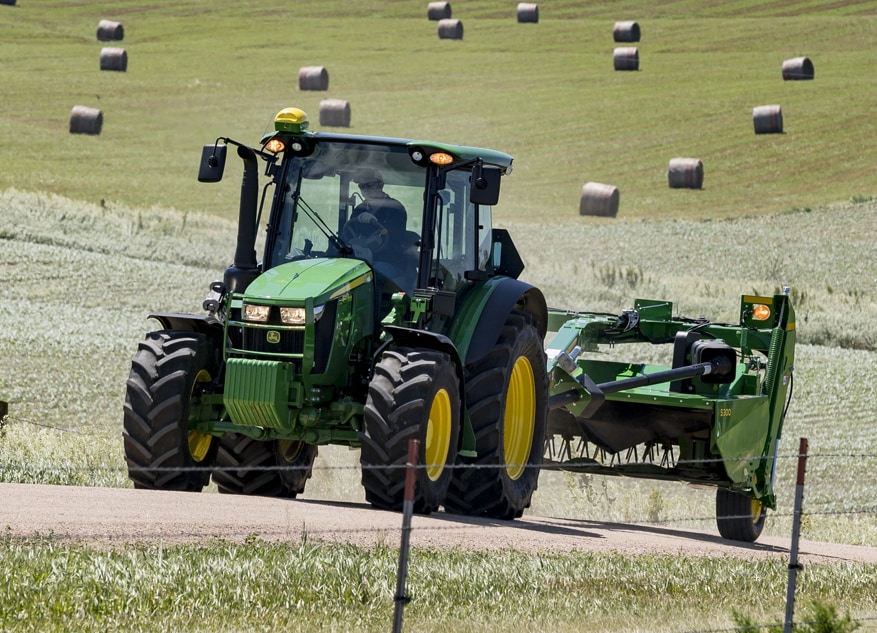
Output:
[
  {"xmin": 96, "ymin": 19, "xmax": 124, "ymax": 42},
  {"xmin": 99, "ymin": 47, "xmax": 127, "ymax": 72},
  {"xmin": 427, "ymin": 1, "xmax": 451, "ymax": 20},
  {"xmin": 517, "ymin": 3, "xmax": 539, "ymax": 23},
  {"xmin": 613, "ymin": 47, "xmax": 639, "ymax": 71},
  {"xmin": 0, "ymin": 0, "xmax": 17, "ymax": 6},
  {"xmin": 69, "ymin": 105, "xmax": 103, "ymax": 136},
  {"xmin": 319, "ymin": 99, "xmax": 351, "ymax": 128},
  {"xmin": 782, "ymin": 56, "xmax": 814, "ymax": 81},
  {"xmin": 579, "ymin": 182, "xmax": 620, "ymax": 217},
  {"xmin": 667, "ymin": 158, "xmax": 703, "ymax": 189},
  {"xmin": 438, "ymin": 18, "xmax": 463, "ymax": 40},
  {"xmin": 298, "ymin": 66, "xmax": 329, "ymax": 91},
  {"xmin": 613, "ymin": 21, "xmax": 640, "ymax": 42},
  {"xmin": 752, "ymin": 105, "xmax": 783, "ymax": 134}
]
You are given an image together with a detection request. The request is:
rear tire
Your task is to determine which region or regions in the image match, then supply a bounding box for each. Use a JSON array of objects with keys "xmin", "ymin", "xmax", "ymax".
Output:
[
  {"xmin": 360, "ymin": 348, "xmax": 461, "ymax": 514},
  {"xmin": 213, "ymin": 434, "xmax": 317, "ymax": 498},
  {"xmin": 444, "ymin": 312, "xmax": 548, "ymax": 520},
  {"xmin": 123, "ymin": 331, "xmax": 220, "ymax": 491},
  {"xmin": 716, "ymin": 488, "xmax": 766, "ymax": 542}
]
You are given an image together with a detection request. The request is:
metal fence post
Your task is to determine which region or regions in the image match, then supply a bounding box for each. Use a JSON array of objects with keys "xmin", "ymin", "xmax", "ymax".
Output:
[
  {"xmin": 784, "ymin": 437, "xmax": 809, "ymax": 633},
  {"xmin": 392, "ymin": 439, "xmax": 419, "ymax": 633}
]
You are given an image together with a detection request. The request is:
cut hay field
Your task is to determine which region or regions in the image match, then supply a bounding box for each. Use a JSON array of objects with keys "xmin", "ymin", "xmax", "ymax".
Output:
[
  {"xmin": 0, "ymin": 0, "xmax": 875, "ymax": 221},
  {"xmin": 0, "ymin": 187, "xmax": 875, "ymax": 546}
]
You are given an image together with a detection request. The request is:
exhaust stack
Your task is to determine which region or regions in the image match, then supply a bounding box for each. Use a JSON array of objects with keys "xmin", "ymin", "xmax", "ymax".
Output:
[{"xmin": 224, "ymin": 145, "xmax": 261, "ymax": 293}]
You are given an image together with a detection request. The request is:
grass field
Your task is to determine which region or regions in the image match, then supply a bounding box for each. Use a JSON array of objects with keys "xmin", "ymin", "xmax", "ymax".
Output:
[
  {"xmin": 1, "ymin": 1, "xmax": 875, "ymax": 221},
  {"xmin": 2, "ymin": 535, "xmax": 875, "ymax": 633},
  {"xmin": 2, "ymin": 1, "xmax": 877, "ymax": 631}
]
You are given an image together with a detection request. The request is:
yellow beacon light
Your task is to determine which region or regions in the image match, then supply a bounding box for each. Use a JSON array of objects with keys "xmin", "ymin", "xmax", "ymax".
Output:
[
  {"xmin": 752, "ymin": 304, "xmax": 772, "ymax": 321},
  {"xmin": 274, "ymin": 108, "xmax": 309, "ymax": 133}
]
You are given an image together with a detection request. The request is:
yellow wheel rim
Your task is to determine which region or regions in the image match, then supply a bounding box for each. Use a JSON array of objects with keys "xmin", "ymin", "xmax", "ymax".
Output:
[
  {"xmin": 751, "ymin": 499, "xmax": 763, "ymax": 524},
  {"xmin": 504, "ymin": 356, "xmax": 536, "ymax": 481},
  {"xmin": 188, "ymin": 431, "xmax": 213, "ymax": 463},
  {"xmin": 425, "ymin": 388, "xmax": 452, "ymax": 481},
  {"xmin": 277, "ymin": 440, "xmax": 305, "ymax": 464},
  {"xmin": 188, "ymin": 369, "xmax": 214, "ymax": 463}
]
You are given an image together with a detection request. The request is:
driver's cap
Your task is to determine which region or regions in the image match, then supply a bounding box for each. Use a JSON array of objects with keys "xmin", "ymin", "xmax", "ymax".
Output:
[{"xmin": 353, "ymin": 168, "xmax": 383, "ymax": 187}]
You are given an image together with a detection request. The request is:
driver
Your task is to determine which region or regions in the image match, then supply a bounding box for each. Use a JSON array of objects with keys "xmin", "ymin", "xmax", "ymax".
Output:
[
  {"xmin": 351, "ymin": 168, "xmax": 407, "ymax": 243},
  {"xmin": 346, "ymin": 168, "xmax": 416, "ymax": 293}
]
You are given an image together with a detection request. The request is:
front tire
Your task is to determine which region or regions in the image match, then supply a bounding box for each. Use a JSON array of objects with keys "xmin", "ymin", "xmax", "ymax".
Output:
[
  {"xmin": 360, "ymin": 348, "xmax": 461, "ymax": 514},
  {"xmin": 716, "ymin": 488, "xmax": 767, "ymax": 542},
  {"xmin": 444, "ymin": 312, "xmax": 548, "ymax": 520},
  {"xmin": 213, "ymin": 434, "xmax": 317, "ymax": 498},
  {"xmin": 123, "ymin": 331, "xmax": 220, "ymax": 491}
]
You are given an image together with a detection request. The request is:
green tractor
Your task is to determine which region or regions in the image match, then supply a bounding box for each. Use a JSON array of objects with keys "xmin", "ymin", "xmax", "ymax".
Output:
[
  {"xmin": 123, "ymin": 106, "xmax": 796, "ymax": 541},
  {"xmin": 123, "ymin": 107, "xmax": 548, "ymax": 519}
]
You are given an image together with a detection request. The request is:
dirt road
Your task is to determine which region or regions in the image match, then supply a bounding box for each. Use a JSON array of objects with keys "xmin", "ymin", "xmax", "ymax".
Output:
[{"xmin": 2, "ymin": 483, "xmax": 875, "ymax": 564}]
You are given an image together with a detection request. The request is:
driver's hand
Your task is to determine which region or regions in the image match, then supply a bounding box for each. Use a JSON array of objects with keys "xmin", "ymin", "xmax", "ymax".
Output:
[{"xmin": 355, "ymin": 212, "xmax": 381, "ymax": 225}]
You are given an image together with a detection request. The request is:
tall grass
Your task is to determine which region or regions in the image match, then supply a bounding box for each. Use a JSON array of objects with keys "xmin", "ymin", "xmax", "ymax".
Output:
[{"xmin": 2, "ymin": 534, "xmax": 876, "ymax": 633}]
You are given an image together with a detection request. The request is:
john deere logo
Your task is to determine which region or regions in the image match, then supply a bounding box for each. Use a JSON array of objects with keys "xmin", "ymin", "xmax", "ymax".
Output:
[{"xmin": 266, "ymin": 330, "xmax": 281, "ymax": 344}]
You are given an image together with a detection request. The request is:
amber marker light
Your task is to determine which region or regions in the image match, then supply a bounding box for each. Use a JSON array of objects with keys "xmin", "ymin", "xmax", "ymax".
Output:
[
  {"xmin": 752, "ymin": 304, "xmax": 772, "ymax": 321},
  {"xmin": 429, "ymin": 152, "xmax": 454, "ymax": 166},
  {"xmin": 264, "ymin": 138, "xmax": 285, "ymax": 154}
]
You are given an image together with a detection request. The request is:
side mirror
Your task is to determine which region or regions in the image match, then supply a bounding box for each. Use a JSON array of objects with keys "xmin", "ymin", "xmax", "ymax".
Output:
[
  {"xmin": 469, "ymin": 164, "xmax": 502, "ymax": 206},
  {"xmin": 198, "ymin": 143, "xmax": 227, "ymax": 183}
]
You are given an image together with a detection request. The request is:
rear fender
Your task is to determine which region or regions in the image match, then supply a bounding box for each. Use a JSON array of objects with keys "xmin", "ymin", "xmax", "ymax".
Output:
[{"xmin": 457, "ymin": 278, "xmax": 547, "ymax": 366}]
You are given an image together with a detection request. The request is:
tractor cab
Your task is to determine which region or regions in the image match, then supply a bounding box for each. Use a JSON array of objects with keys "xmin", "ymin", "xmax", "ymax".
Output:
[{"xmin": 199, "ymin": 107, "xmax": 522, "ymax": 331}]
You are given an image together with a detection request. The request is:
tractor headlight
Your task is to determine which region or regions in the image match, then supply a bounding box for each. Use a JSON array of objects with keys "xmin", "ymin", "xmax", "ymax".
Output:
[
  {"xmin": 279, "ymin": 305, "xmax": 325, "ymax": 324},
  {"xmin": 279, "ymin": 307, "xmax": 306, "ymax": 325},
  {"xmin": 243, "ymin": 304, "xmax": 271, "ymax": 322}
]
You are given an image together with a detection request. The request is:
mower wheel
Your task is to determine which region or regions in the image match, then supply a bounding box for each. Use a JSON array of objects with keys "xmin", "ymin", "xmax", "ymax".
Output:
[
  {"xmin": 360, "ymin": 348, "xmax": 461, "ymax": 513},
  {"xmin": 213, "ymin": 434, "xmax": 317, "ymax": 498},
  {"xmin": 123, "ymin": 330, "xmax": 219, "ymax": 491},
  {"xmin": 445, "ymin": 311, "xmax": 548, "ymax": 520},
  {"xmin": 716, "ymin": 488, "xmax": 766, "ymax": 542}
]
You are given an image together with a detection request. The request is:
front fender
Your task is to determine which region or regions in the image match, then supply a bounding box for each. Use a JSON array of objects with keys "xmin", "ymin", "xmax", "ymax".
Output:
[
  {"xmin": 148, "ymin": 312, "xmax": 225, "ymax": 350},
  {"xmin": 383, "ymin": 325, "xmax": 465, "ymax": 393}
]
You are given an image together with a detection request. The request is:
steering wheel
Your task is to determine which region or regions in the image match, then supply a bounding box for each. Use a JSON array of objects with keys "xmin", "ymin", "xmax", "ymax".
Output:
[{"xmin": 340, "ymin": 212, "xmax": 388, "ymax": 253}]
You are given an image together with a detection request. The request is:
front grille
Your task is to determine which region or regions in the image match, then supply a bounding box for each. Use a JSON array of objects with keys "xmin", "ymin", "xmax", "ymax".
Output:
[
  {"xmin": 242, "ymin": 327, "xmax": 305, "ymax": 356},
  {"xmin": 227, "ymin": 301, "xmax": 337, "ymax": 374}
]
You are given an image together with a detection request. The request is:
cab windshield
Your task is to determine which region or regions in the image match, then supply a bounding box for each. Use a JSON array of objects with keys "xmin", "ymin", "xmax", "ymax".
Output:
[{"xmin": 265, "ymin": 140, "xmax": 494, "ymax": 293}]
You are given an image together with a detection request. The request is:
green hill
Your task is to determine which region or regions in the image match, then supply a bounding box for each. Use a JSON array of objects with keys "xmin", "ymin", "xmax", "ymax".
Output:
[{"xmin": 1, "ymin": 0, "xmax": 875, "ymax": 220}]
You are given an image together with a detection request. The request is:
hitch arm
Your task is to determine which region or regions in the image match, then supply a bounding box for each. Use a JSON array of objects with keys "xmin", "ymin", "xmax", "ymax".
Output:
[{"xmin": 549, "ymin": 355, "xmax": 735, "ymax": 418}]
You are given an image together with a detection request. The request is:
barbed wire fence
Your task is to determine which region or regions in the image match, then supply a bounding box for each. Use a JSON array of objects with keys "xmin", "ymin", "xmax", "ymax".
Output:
[{"xmin": 2, "ymin": 430, "xmax": 877, "ymax": 632}]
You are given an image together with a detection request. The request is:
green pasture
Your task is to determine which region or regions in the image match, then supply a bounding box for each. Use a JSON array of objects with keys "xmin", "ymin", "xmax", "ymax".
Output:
[
  {"xmin": 1, "ymin": 0, "xmax": 876, "ymax": 221},
  {"xmin": 2, "ymin": 535, "xmax": 875, "ymax": 633}
]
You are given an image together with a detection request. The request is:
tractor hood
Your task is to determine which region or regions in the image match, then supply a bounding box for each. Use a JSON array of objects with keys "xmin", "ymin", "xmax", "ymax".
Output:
[{"xmin": 243, "ymin": 258, "xmax": 373, "ymax": 305}]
